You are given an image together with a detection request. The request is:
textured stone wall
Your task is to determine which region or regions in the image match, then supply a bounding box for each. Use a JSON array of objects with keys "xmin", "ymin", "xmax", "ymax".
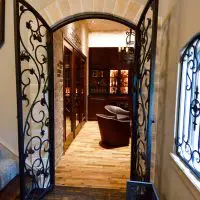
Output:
[
  {"xmin": 154, "ymin": 17, "xmax": 169, "ymax": 192},
  {"xmin": 53, "ymin": 30, "xmax": 64, "ymax": 165},
  {"xmin": 54, "ymin": 22, "xmax": 89, "ymax": 165},
  {"xmin": 151, "ymin": 26, "xmax": 162, "ymax": 183},
  {"xmin": 151, "ymin": 28, "xmax": 161, "ymax": 182}
]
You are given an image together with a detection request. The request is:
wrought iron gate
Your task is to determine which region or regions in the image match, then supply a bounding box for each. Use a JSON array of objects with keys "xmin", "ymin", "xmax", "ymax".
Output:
[
  {"xmin": 131, "ymin": 0, "xmax": 158, "ymax": 182},
  {"xmin": 14, "ymin": 0, "xmax": 54, "ymax": 199}
]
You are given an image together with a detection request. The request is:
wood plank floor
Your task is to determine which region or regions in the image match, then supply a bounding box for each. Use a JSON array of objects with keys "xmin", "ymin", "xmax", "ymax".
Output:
[{"xmin": 56, "ymin": 121, "xmax": 131, "ymax": 190}]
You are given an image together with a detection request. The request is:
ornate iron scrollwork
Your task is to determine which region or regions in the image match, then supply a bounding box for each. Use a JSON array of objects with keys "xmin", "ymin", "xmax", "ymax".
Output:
[
  {"xmin": 132, "ymin": 0, "xmax": 158, "ymax": 182},
  {"xmin": 176, "ymin": 34, "xmax": 200, "ymax": 178},
  {"xmin": 16, "ymin": 1, "xmax": 54, "ymax": 198}
]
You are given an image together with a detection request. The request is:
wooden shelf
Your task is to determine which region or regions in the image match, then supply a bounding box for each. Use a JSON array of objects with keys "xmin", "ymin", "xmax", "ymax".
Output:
[{"xmin": 88, "ymin": 47, "xmax": 133, "ymax": 120}]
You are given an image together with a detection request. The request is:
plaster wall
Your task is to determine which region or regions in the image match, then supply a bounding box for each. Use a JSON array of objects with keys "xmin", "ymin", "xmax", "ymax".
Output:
[
  {"xmin": 156, "ymin": 0, "xmax": 200, "ymax": 199},
  {"xmin": 88, "ymin": 31, "xmax": 135, "ymax": 47},
  {"xmin": 0, "ymin": 0, "xmax": 18, "ymax": 155}
]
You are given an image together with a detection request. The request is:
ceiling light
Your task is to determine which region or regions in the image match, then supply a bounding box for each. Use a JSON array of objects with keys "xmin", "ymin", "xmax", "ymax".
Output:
[{"xmin": 118, "ymin": 29, "xmax": 135, "ymax": 64}]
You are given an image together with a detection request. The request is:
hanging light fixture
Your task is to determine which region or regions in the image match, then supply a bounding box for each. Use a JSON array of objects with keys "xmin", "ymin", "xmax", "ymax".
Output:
[{"xmin": 118, "ymin": 29, "xmax": 135, "ymax": 64}]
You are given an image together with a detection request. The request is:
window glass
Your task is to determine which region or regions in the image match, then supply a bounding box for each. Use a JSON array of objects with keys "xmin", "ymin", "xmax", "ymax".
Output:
[{"xmin": 176, "ymin": 35, "xmax": 200, "ymax": 178}]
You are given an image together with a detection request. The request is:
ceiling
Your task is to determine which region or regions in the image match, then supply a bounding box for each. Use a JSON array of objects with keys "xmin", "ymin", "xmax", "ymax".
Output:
[
  {"xmin": 27, "ymin": 0, "xmax": 145, "ymax": 25},
  {"xmin": 86, "ymin": 19, "xmax": 130, "ymax": 32},
  {"xmin": 27, "ymin": 0, "xmax": 55, "ymax": 10},
  {"xmin": 27, "ymin": 0, "xmax": 146, "ymax": 12},
  {"xmin": 26, "ymin": 0, "xmax": 179, "ymax": 26}
]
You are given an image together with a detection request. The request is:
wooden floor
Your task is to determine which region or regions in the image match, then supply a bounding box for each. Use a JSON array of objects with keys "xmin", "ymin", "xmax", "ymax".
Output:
[
  {"xmin": 56, "ymin": 121, "xmax": 131, "ymax": 190},
  {"xmin": 0, "ymin": 176, "xmax": 20, "ymax": 200}
]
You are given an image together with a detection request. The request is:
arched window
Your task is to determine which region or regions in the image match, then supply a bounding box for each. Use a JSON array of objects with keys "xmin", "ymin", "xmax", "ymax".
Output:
[{"xmin": 176, "ymin": 34, "xmax": 200, "ymax": 178}]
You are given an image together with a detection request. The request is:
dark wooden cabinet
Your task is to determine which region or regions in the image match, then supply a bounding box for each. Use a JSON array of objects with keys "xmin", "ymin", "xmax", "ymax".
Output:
[
  {"xmin": 88, "ymin": 96, "xmax": 107, "ymax": 121},
  {"xmin": 89, "ymin": 48, "xmax": 109, "ymax": 67},
  {"xmin": 108, "ymin": 48, "xmax": 120, "ymax": 68},
  {"xmin": 63, "ymin": 45, "xmax": 73, "ymax": 142},
  {"xmin": 63, "ymin": 41, "xmax": 86, "ymax": 149},
  {"xmin": 74, "ymin": 52, "xmax": 86, "ymax": 126},
  {"xmin": 88, "ymin": 47, "xmax": 133, "ymax": 120},
  {"xmin": 89, "ymin": 69, "xmax": 109, "ymax": 95},
  {"xmin": 89, "ymin": 48, "xmax": 130, "ymax": 69}
]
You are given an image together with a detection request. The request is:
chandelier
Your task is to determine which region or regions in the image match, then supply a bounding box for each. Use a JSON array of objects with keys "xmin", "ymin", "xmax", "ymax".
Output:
[{"xmin": 118, "ymin": 29, "xmax": 135, "ymax": 64}]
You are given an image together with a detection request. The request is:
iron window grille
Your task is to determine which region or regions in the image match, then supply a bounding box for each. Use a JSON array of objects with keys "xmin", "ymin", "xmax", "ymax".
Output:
[{"xmin": 176, "ymin": 34, "xmax": 200, "ymax": 179}]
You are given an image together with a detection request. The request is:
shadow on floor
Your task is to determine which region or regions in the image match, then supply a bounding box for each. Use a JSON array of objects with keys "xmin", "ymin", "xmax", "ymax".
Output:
[{"xmin": 44, "ymin": 186, "xmax": 126, "ymax": 200}]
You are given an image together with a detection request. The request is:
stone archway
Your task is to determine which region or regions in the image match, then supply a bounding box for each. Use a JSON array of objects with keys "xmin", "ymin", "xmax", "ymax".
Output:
[
  {"xmin": 51, "ymin": 12, "xmax": 136, "ymax": 31},
  {"xmin": 26, "ymin": 0, "xmax": 144, "ymax": 27}
]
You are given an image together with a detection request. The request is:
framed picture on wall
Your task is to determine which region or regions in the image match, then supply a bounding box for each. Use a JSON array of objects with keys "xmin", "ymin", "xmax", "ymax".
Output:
[{"xmin": 0, "ymin": 0, "xmax": 5, "ymax": 47}]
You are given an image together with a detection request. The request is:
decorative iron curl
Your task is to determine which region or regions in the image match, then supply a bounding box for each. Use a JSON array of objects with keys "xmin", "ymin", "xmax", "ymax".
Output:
[
  {"xmin": 133, "ymin": 4, "xmax": 154, "ymax": 181},
  {"xmin": 18, "ymin": 2, "xmax": 51, "ymax": 192}
]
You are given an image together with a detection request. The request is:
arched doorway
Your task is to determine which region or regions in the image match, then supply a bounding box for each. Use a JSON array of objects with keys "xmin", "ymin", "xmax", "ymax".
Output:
[{"xmin": 14, "ymin": 0, "xmax": 158, "ymax": 199}]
